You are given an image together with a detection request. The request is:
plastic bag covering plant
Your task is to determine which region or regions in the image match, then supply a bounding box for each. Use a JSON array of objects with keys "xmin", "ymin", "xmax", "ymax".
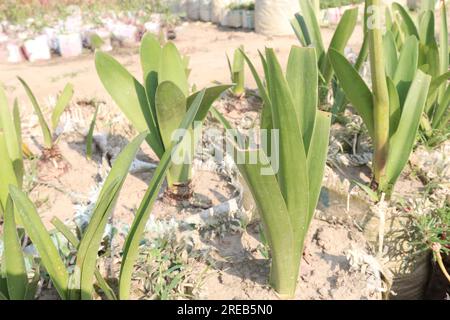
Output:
[
  {"xmin": 214, "ymin": 47, "xmax": 331, "ymax": 298},
  {"xmin": 18, "ymin": 78, "xmax": 74, "ymax": 149},
  {"xmin": 227, "ymin": 46, "xmax": 245, "ymax": 97},
  {"xmin": 95, "ymin": 32, "xmax": 230, "ymax": 190},
  {"xmin": 6, "ymin": 89, "xmax": 207, "ymax": 300},
  {"xmin": 291, "ymin": 0, "xmax": 366, "ymax": 116},
  {"xmin": 329, "ymin": 0, "xmax": 432, "ymax": 194},
  {"xmin": 386, "ymin": 1, "xmax": 449, "ymax": 145},
  {"xmin": 0, "ymin": 85, "xmax": 23, "ymax": 219}
]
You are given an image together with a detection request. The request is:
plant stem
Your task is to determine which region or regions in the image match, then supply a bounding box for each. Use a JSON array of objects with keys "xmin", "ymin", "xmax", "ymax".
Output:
[{"xmin": 367, "ymin": 0, "xmax": 390, "ymax": 191}]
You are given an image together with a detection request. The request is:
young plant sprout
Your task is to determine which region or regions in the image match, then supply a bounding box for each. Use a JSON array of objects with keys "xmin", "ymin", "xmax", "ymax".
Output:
[
  {"xmin": 18, "ymin": 78, "xmax": 74, "ymax": 150},
  {"xmin": 95, "ymin": 33, "xmax": 230, "ymax": 197},
  {"xmin": 227, "ymin": 46, "xmax": 245, "ymax": 97},
  {"xmin": 214, "ymin": 46, "xmax": 330, "ymax": 298},
  {"xmin": 329, "ymin": 0, "xmax": 432, "ymax": 195}
]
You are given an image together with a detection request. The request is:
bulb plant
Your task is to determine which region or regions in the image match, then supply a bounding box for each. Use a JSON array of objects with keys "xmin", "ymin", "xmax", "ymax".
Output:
[
  {"xmin": 386, "ymin": 1, "xmax": 449, "ymax": 146},
  {"xmin": 95, "ymin": 33, "xmax": 230, "ymax": 197},
  {"xmin": 329, "ymin": 0, "xmax": 432, "ymax": 195},
  {"xmin": 1, "ymin": 88, "xmax": 208, "ymax": 300},
  {"xmin": 291, "ymin": 0, "xmax": 367, "ymax": 117},
  {"xmin": 18, "ymin": 78, "xmax": 74, "ymax": 151},
  {"xmin": 227, "ymin": 46, "xmax": 246, "ymax": 97},
  {"xmin": 214, "ymin": 46, "xmax": 331, "ymax": 298}
]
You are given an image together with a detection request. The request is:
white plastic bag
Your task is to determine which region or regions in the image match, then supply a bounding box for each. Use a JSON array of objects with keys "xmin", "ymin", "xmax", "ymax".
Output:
[
  {"xmin": 199, "ymin": 0, "xmax": 212, "ymax": 21},
  {"xmin": 242, "ymin": 10, "xmax": 255, "ymax": 29},
  {"xmin": 58, "ymin": 33, "xmax": 83, "ymax": 58},
  {"xmin": 187, "ymin": 0, "xmax": 200, "ymax": 20},
  {"xmin": 211, "ymin": 0, "xmax": 231, "ymax": 23},
  {"xmin": 24, "ymin": 35, "xmax": 51, "ymax": 62},
  {"xmin": 221, "ymin": 9, "xmax": 242, "ymax": 28},
  {"xmin": 255, "ymin": 0, "xmax": 300, "ymax": 35}
]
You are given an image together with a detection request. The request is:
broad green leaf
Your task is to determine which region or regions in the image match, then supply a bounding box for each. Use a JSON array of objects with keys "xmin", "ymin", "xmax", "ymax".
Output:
[
  {"xmin": 265, "ymin": 48, "xmax": 309, "ymax": 247},
  {"xmin": 155, "ymin": 81, "xmax": 186, "ymax": 150},
  {"xmin": 0, "ymin": 86, "xmax": 21, "ymax": 173},
  {"xmin": 286, "ymin": 46, "xmax": 317, "ymax": 152},
  {"xmin": 119, "ymin": 89, "xmax": 206, "ymax": 300},
  {"xmin": 76, "ymin": 132, "xmax": 147, "ymax": 299},
  {"xmin": 322, "ymin": 8, "xmax": 358, "ymax": 82},
  {"xmin": 140, "ymin": 32, "xmax": 161, "ymax": 81},
  {"xmin": 95, "ymin": 52, "xmax": 164, "ymax": 158},
  {"xmin": 17, "ymin": 77, "xmax": 52, "ymax": 148},
  {"xmin": 298, "ymin": 0, "xmax": 325, "ymax": 64},
  {"xmin": 140, "ymin": 32, "xmax": 161, "ymax": 135},
  {"xmin": 159, "ymin": 42, "xmax": 189, "ymax": 97},
  {"xmin": 290, "ymin": 14, "xmax": 307, "ymax": 46},
  {"xmin": 393, "ymin": 36, "xmax": 418, "ymax": 104},
  {"xmin": 237, "ymin": 149, "xmax": 298, "ymax": 296},
  {"xmin": 387, "ymin": 77, "xmax": 401, "ymax": 137},
  {"xmin": 51, "ymin": 83, "xmax": 74, "ymax": 131},
  {"xmin": 9, "ymin": 185, "xmax": 69, "ymax": 299},
  {"xmin": 12, "ymin": 99, "xmax": 23, "ymax": 187},
  {"xmin": 4, "ymin": 197, "xmax": 27, "ymax": 300},
  {"xmin": 383, "ymin": 31, "xmax": 398, "ymax": 78},
  {"xmin": 156, "ymin": 81, "xmax": 189, "ymax": 186},
  {"xmin": 0, "ymin": 132, "xmax": 18, "ymax": 217},
  {"xmin": 306, "ymin": 111, "xmax": 331, "ymax": 224},
  {"xmin": 329, "ymin": 49, "xmax": 374, "ymax": 138},
  {"xmin": 418, "ymin": 10, "xmax": 434, "ymax": 46},
  {"xmin": 438, "ymin": 1, "xmax": 448, "ymax": 102},
  {"xmin": 392, "ymin": 2, "xmax": 419, "ymax": 38},
  {"xmin": 386, "ymin": 70, "xmax": 431, "ymax": 187},
  {"xmin": 425, "ymin": 71, "xmax": 450, "ymax": 113}
]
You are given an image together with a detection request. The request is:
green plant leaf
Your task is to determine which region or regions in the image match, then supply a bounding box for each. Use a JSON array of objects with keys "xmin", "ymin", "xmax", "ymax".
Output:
[
  {"xmin": 4, "ymin": 196, "xmax": 27, "ymax": 300},
  {"xmin": 9, "ymin": 185, "xmax": 69, "ymax": 300},
  {"xmin": 383, "ymin": 31, "xmax": 398, "ymax": 78},
  {"xmin": 306, "ymin": 111, "xmax": 331, "ymax": 224},
  {"xmin": 286, "ymin": 46, "xmax": 318, "ymax": 152},
  {"xmin": 329, "ymin": 49, "xmax": 374, "ymax": 138},
  {"xmin": 119, "ymin": 89, "xmax": 206, "ymax": 300},
  {"xmin": 0, "ymin": 132, "xmax": 18, "ymax": 217},
  {"xmin": 86, "ymin": 103, "xmax": 99, "ymax": 160},
  {"xmin": 51, "ymin": 83, "xmax": 74, "ymax": 131},
  {"xmin": 186, "ymin": 85, "xmax": 232, "ymax": 122},
  {"xmin": 17, "ymin": 77, "xmax": 52, "ymax": 148},
  {"xmin": 265, "ymin": 48, "xmax": 309, "ymax": 254},
  {"xmin": 140, "ymin": 32, "xmax": 161, "ymax": 81},
  {"xmin": 387, "ymin": 77, "xmax": 401, "ymax": 137},
  {"xmin": 386, "ymin": 70, "xmax": 431, "ymax": 187},
  {"xmin": 298, "ymin": 0, "xmax": 325, "ymax": 64},
  {"xmin": 0, "ymin": 85, "xmax": 21, "ymax": 179},
  {"xmin": 393, "ymin": 36, "xmax": 419, "ymax": 104},
  {"xmin": 392, "ymin": 2, "xmax": 419, "ymax": 38},
  {"xmin": 95, "ymin": 52, "xmax": 164, "ymax": 158},
  {"xmin": 76, "ymin": 132, "xmax": 147, "ymax": 299},
  {"xmin": 159, "ymin": 42, "xmax": 189, "ymax": 97},
  {"xmin": 322, "ymin": 7, "xmax": 358, "ymax": 82},
  {"xmin": 418, "ymin": 10, "xmax": 435, "ymax": 46}
]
